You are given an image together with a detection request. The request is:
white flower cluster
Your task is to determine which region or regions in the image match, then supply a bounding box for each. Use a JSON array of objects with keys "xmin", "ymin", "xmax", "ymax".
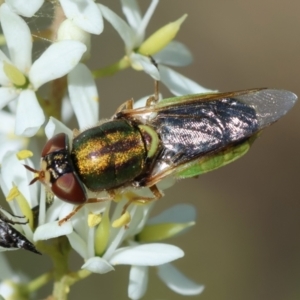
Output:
[{"xmin": 0, "ymin": 0, "xmax": 210, "ymax": 299}]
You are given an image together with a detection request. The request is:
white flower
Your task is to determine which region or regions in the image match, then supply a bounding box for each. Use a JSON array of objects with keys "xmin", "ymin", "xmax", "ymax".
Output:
[
  {"xmin": 5, "ymin": 0, "xmax": 43, "ymax": 17},
  {"xmin": 0, "ymin": 111, "xmax": 28, "ymax": 162},
  {"xmin": 0, "ymin": 4, "xmax": 87, "ymax": 137},
  {"xmin": 60, "ymin": 0, "xmax": 104, "ymax": 34},
  {"xmin": 99, "ymin": 0, "xmax": 214, "ymax": 96},
  {"xmin": 5, "ymin": 0, "xmax": 104, "ymax": 35},
  {"xmin": 128, "ymin": 204, "xmax": 204, "ymax": 299},
  {"xmin": 76, "ymin": 202, "xmax": 192, "ymax": 300},
  {"xmin": 57, "ymin": 19, "xmax": 92, "ymax": 60},
  {"xmin": 67, "ymin": 63, "xmax": 99, "ymax": 128}
]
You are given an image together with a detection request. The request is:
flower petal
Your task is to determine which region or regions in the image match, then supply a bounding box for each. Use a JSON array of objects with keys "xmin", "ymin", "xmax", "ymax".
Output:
[
  {"xmin": 148, "ymin": 204, "xmax": 196, "ymax": 224},
  {"xmin": 0, "ymin": 87, "xmax": 18, "ymax": 110},
  {"xmin": 60, "ymin": 0, "xmax": 103, "ymax": 34},
  {"xmin": 61, "ymin": 95, "xmax": 74, "ymax": 123},
  {"xmin": 68, "ymin": 63, "xmax": 99, "ymax": 128},
  {"xmin": 159, "ymin": 65, "xmax": 216, "ymax": 96},
  {"xmin": 45, "ymin": 117, "xmax": 73, "ymax": 140},
  {"xmin": 134, "ymin": 0, "xmax": 159, "ymax": 45},
  {"xmin": 99, "ymin": 4, "xmax": 135, "ymax": 52},
  {"xmin": 33, "ymin": 221, "xmax": 73, "ymax": 241},
  {"xmin": 121, "ymin": 0, "xmax": 142, "ymax": 31},
  {"xmin": 6, "ymin": 0, "xmax": 43, "ymax": 17},
  {"xmin": 128, "ymin": 266, "xmax": 148, "ymax": 300},
  {"xmin": 82, "ymin": 257, "xmax": 114, "ymax": 274},
  {"xmin": 130, "ymin": 53, "xmax": 160, "ymax": 80},
  {"xmin": 154, "ymin": 41, "xmax": 193, "ymax": 67},
  {"xmin": 15, "ymin": 90, "xmax": 45, "ymax": 137},
  {"xmin": 44, "ymin": 198, "xmax": 65, "ymax": 223},
  {"xmin": 157, "ymin": 263, "xmax": 205, "ymax": 295},
  {"xmin": 0, "ymin": 136, "xmax": 24, "ymax": 163},
  {"xmin": 29, "ymin": 40, "xmax": 87, "ymax": 90},
  {"xmin": 0, "ymin": 4, "xmax": 32, "ymax": 72},
  {"xmin": 67, "ymin": 231, "xmax": 88, "ymax": 259},
  {"xmin": 57, "ymin": 19, "xmax": 91, "ymax": 61},
  {"xmin": 109, "ymin": 243, "xmax": 184, "ymax": 266},
  {"xmin": 1, "ymin": 151, "xmax": 34, "ymax": 207},
  {"xmin": 121, "ymin": 0, "xmax": 159, "ymax": 47}
]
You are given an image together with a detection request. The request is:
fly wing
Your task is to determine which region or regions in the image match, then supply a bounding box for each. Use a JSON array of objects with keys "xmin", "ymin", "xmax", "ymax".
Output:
[
  {"xmin": 151, "ymin": 89, "xmax": 297, "ymax": 166},
  {"xmin": 151, "ymin": 96, "xmax": 259, "ymax": 166},
  {"xmin": 235, "ymin": 89, "xmax": 297, "ymax": 128},
  {"xmin": 119, "ymin": 89, "xmax": 297, "ymax": 186}
]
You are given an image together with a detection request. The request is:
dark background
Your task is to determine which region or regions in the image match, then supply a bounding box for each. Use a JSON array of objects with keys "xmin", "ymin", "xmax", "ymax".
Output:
[{"xmin": 6, "ymin": 1, "xmax": 300, "ymax": 299}]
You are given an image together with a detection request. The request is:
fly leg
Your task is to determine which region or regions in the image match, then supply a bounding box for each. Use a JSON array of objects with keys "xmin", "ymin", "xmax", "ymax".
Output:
[
  {"xmin": 58, "ymin": 194, "xmax": 113, "ymax": 225},
  {"xmin": 116, "ymin": 57, "xmax": 160, "ymax": 115},
  {"xmin": 146, "ymin": 78, "xmax": 160, "ymax": 107},
  {"xmin": 121, "ymin": 185, "xmax": 163, "ymax": 216},
  {"xmin": 0, "ymin": 208, "xmax": 28, "ymax": 225},
  {"xmin": 115, "ymin": 98, "xmax": 134, "ymax": 113},
  {"xmin": 110, "ymin": 185, "xmax": 163, "ymax": 228},
  {"xmin": 145, "ymin": 56, "xmax": 160, "ymax": 107}
]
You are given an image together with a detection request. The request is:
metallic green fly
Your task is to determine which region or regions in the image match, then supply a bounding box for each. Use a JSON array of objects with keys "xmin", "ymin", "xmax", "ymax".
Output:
[{"xmin": 25, "ymin": 87, "xmax": 297, "ymax": 223}]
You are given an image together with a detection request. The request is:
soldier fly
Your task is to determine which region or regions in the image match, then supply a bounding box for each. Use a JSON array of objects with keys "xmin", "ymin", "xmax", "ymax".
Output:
[
  {"xmin": 25, "ymin": 87, "xmax": 297, "ymax": 224},
  {"xmin": 0, "ymin": 209, "xmax": 41, "ymax": 254}
]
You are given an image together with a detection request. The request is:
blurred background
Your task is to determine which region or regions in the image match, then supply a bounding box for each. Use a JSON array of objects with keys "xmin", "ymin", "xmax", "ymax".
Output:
[{"xmin": 5, "ymin": 1, "xmax": 300, "ymax": 299}]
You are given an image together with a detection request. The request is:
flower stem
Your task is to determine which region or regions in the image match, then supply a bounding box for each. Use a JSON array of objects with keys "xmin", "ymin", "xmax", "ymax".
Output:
[
  {"xmin": 52, "ymin": 269, "xmax": 91, "ymax": 300},
  {"xmin": 26, "ymin": 272, "xmax": 53, "ymax": 293},
  {"xmin": 36, "ymin": 238, "xmax": 92, "ymax": 299},
  {"xmin": 93, "ymin": 56, "xmax": 130, "ymax": 78}
]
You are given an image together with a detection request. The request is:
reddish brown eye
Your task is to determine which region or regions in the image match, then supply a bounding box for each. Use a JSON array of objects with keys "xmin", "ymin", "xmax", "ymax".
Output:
[
  {"xmin": 51, "ymin": 173, "xmax": 87, "ymax": 204},
  {"xmin": 42, "ymin": 133, "xmax": 69, "ymax": 157}
]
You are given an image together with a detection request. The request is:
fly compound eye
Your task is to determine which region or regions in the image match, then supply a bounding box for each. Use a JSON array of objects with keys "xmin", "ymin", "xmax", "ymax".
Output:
[
  {"xmin": 41, "ymin": 133, "xmax": 69, "ymax": 157},
  {"xmin": 51, "ymin": 173, "xmax": 87, "ymax": 204}
]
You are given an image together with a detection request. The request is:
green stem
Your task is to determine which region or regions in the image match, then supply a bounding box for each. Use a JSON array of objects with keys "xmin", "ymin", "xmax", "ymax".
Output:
[
  {"xmin": 93, "ymin": 56, "xmax": 130, "ymax": 78},
  {"xmin": 26, "ymin": 272, "xmax": 53, "ymax": 293},
  {"xmin": 37, "ymin": 239, "xmax": 92, "ymax": 300},
  {"xmin": 52, "ymin": 270, "xmax": 91, "ymax": 300}
]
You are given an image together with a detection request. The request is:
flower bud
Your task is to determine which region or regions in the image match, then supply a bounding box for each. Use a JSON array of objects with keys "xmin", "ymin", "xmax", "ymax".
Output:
[{"xmin": 138, "ymin": 14, "xmax": 187, "ymax": 55}]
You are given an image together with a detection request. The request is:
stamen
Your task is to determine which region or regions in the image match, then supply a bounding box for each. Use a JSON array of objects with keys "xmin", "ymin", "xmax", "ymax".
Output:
[
  {"xmin": 17, "ymin": 150, "xmax": 33, "ymax": 160},
  {"xmin": 88, "ymin": 212, "xmax": 102, "ymax": 227},
  {"xmin": 6, "ymin": 186, "xmax": 20, "ymax": 201},
  {"xmin": 112, "ymin": 211, "xmax": 131, "ymax": 228}
]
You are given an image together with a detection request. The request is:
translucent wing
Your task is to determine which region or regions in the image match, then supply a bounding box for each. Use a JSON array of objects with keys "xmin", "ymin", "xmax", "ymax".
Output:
[{"xmin": 120, "ymin": 89, "xmax": 297, "ymax": 186}]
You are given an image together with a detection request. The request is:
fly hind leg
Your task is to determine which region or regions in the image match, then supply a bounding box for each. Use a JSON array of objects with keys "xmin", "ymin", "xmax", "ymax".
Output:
[{"xmin": 121, "ymin": 185, "xmax": 163, "ymax": 216}]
